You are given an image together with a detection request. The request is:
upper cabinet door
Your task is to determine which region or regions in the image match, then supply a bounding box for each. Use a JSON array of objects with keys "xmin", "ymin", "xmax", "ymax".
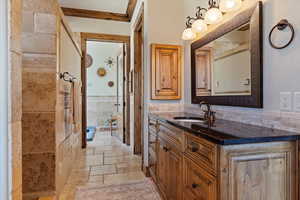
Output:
[{"xmin": 151, "ymin": 44, "xmax": 182, "ymax": 100}]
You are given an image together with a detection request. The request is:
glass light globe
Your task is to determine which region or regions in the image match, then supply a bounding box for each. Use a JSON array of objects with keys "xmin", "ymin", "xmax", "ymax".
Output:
[
  {"xmin": 182, "ymin": 28, "xmax": 196, "ymax": 40},
  {"xmin": 192, "ymin": 19, "xmax": 208, "ymax": 33},
  {"xmin": 204, "ymin": 8, "xmax": 223, "ymax": 24},
  {"xmin": 220, "ymin": 0, "xmax": 242, "ymax": 12}
]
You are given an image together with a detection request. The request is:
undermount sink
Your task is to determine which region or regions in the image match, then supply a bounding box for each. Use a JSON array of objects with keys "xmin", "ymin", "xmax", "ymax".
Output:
[{"xmin": 173, "ymin": 117, "xmax": 206, "ymax": 123}]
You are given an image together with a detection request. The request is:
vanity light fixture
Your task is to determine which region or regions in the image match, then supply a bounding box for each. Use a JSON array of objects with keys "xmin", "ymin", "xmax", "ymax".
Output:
[
  {"xmin": 204, "ymin": 0, "xmax": 223, "ymax": 24},
  {"xmin": 182, "ymin": 7, "xmax": 207, "ymax": 41},
  {"xmin": 182, "ymin": 17, "xmax": 197, "ymax": 40},
  {"xmin": 182, "ymin": 0, "xmax": 244, "ymax": 41},
  {"xmin": 220, "ymin": 0, "xmax": 242, "ymax": 12},
  {"xmin": 192, "ymin": 7, "xmax": 208, "ymax": 33}
]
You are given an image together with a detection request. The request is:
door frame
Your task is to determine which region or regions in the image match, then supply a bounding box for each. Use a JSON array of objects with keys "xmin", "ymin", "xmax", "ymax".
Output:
[
  {"xmin": 133, "ymin": 6, "xmax": 144, "ymax": 156},
  {"xmin": 0, "ymin": 0, "xmax": 9, "ymax": 199},
  {"xmin": 81, "ymin": 33, "xmax": 131, "ymax": 148}
]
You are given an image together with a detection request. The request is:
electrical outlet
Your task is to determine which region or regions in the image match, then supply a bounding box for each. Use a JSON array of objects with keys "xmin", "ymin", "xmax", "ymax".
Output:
[
  {"xmin": 280, "ymin": 92, "xmax": 292, "ymax": 111},
  {"xmin": 294, "ymin": 92, "xmax": 300, "ymax": 112}
]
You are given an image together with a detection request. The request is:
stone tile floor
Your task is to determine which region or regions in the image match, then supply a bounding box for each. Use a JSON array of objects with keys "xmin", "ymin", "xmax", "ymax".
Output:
[{"xmin": 59, "ymin": 131, "xmax": 145, "ymax": 200}]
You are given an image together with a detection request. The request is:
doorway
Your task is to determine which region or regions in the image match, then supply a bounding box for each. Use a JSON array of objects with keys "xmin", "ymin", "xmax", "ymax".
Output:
[
  {"xmin": 133, "ymin": 8, "xmax": 144, "ymax": 157},
  {"xmin": 85, "ymin": 41, "xmax": 125, "ymax": 146},
  {"xmin": 81, "ymin": 33, "xmax": 131, "ymax": 148}
]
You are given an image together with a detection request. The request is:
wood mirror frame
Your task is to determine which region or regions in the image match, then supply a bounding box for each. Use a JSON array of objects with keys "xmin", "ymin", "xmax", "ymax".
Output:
[{"xmin": 191, "ymin": 1, "xmax": 263, "ymax": 108}]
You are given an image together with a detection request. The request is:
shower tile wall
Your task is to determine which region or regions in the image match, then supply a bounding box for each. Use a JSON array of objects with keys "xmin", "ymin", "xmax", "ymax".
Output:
[
  {"xmin": 21, "ymin": 0, "xmax": 57, "ymax": 198},
  {"xmin": 9, "ymin": 0, "xmax": 23, "ymax": 199},
  {"xmin": 21, "ymin": 0, "xmax": 82, "ymax": 199}
]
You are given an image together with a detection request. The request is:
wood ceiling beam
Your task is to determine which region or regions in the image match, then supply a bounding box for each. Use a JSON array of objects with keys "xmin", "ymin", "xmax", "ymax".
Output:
[
  {"xmin": 126, "ymin": 0, "xmax": 138, "ymax": 20},
  {"xmin": 81, "ymin": 32, "xmax": 130, "ymax": 43},
  {"xmin": 61, "ymin": 7, "xmax": 130, "ymax": 22}
]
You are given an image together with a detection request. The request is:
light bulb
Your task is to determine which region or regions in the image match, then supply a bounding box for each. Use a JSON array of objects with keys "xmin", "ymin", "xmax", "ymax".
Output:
[
  {"xmin": 182, "ymin": 28, "xmax": 196, "ymax": 40},
  {"xmin": 192, "ymin": 19, "xmax": 208, "ymax": 33},
  {"xmin": 204, "ymin": 8, "xmax": 223, "ymax": 24},
  {"xmin": 220, "ymin": 0, "xmax": 242, "ymax": 12}
]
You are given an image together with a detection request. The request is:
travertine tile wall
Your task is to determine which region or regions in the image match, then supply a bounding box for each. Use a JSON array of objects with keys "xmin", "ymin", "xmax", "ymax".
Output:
[
  {"xmin": 55, "ymin": 22, "xmax": 82, "ymax": 198},
  {"xmin": 87, "ymin": 96, "xmax": 118, "ymax": 128},
  {"xmin": 21, "ymin": 0, "xmax": 82, "ymax": 199},
  {"xmin": 21, "ymin": 0, "xmax": 58, "ymax": 199},
  {"xmin": 9, "ymin": 0, "xmax": 23, "ymax": 199}
]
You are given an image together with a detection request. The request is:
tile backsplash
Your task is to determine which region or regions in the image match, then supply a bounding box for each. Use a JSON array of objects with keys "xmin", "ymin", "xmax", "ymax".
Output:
[{"xmin": 149, "ymin": 103, "xmax": 300, "ymax": 133}]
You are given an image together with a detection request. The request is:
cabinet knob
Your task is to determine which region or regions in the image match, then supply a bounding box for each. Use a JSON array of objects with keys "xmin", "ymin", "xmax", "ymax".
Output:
[
  {"xmin": 191, "ymin": 146, "xmax": 199, "ymax": 152},
  {"xmin": 189, "ymin": 143, "xmax": 199, "ymax": 152},
  {"xmin": 163, "ymin": 146, "xmax": 169, "ymax": 152},
  {"xmin": 192, "ymin": 183, "xmax": 199, "ymax": 189}
]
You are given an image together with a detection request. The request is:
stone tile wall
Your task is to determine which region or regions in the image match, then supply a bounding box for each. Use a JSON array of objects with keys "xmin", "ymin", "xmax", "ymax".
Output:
[
  {"xmin": 9, "ymin": 0, "xmax": 23, "ymax": 199},
  {"xmin": 87, "ymin": 96, "xmax": 118, "ymax": 128},
  {"xmin": 55, "ymin": 22, "xmax": 82, "ymax": 198},
  {"xmin": 21, "ymin": 0, "xmax": 83, "ymax": 197},
  {"xmin": 21, "ymin": 0, "xmax": 58, "ymax": 199}
]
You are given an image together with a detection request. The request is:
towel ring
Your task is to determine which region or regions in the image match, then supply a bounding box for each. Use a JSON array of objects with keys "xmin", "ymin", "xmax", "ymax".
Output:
[{"xmin": 269, "ymin": 19, "xmax": 295, "ymax": 49}]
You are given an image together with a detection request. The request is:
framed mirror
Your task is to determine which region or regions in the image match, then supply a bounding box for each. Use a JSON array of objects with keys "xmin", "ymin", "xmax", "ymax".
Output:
[{"xmin": 191, "ymin": 1, "xmax": 262, "ymax": 108}]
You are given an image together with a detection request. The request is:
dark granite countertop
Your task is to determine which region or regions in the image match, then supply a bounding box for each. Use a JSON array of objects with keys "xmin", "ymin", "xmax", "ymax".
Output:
[{"xmin": 150, "ymin": 112, "xmax": 300, "ymax": 145}]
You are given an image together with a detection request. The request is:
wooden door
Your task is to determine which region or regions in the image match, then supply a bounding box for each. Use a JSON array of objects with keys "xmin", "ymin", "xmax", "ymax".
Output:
[
  {"xmin": 219, "ymin": 142, "xmax": 296, "ymax": 200},
  {"xmin": 157, "ymin": 138, "xmax": 169, "ymax": 199},
  {"xmin": 195, "ymin": 48, "xmax": 212, "ymax": 96},
  {"xmin": 168, "ymin": 148, "xmax": 182, "ymax": 200},
  {"xmin": 133, "ymin": 10, "xmax": 144, "ymax": 155},
  {"xmin": 183, "ymin": 156, "xmax": 217, "ymax": 200},
  {"xmin": 151, "ymin": 44, "xmax": 181, "ymax": 100}
]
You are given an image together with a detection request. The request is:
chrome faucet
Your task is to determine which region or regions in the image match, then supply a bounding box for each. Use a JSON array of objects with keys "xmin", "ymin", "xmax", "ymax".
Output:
[{"xmin": 199, "ymin": 101, "xmax": 216, "ymax": 127}]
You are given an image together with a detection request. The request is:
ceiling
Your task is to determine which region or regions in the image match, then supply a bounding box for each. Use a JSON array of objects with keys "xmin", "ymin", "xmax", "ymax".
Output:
[{"xmin": 58, "ymin": 0, "xmax": 130, "ymax": 14}]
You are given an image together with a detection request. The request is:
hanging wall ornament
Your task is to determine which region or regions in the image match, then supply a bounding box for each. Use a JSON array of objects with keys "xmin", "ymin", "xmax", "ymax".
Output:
[
  {"xmin": 85, "ymin": 54, "xmax": 93, "ymax": 68},
  {"xmin": 105, "ymin": 57, "xmax": 115, "ymax": 68},
  {"xmin": 97, "ymin": 68, "xmax": 107, "ymax": 77},
  {"xmin": 108, "ymin": 81, "xmax": 114, "ymax": 87}
]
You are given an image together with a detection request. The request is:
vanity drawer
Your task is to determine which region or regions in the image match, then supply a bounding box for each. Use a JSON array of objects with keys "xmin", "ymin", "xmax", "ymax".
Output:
[
  {"xmin": 158, "ymin": 122, "xmax": 184, "ymax": 151},
  {"xmin": 184, "ymin": 134, "xmax": 218, "ymax": 175},
  {"xmin": 183, "ymin": 156, "xmax": 217, "ymax": 200}
]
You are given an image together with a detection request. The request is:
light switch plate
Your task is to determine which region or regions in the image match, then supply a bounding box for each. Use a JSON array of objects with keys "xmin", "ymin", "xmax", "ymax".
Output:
[
  {"xmin": 294, "ymin": 92, "xmax": 300, "ymax": 112},
  {"xmin": 280, "ymin": 92, "xmax": 292, "ymax": 111}
]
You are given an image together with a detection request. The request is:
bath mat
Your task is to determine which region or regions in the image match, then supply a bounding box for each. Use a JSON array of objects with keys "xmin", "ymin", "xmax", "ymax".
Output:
[
  {"xmin": 75, "ymin": 179, "xmax": 162, "ymax": 200},
  {"xmin": 86, "ymin": 126, "xmax": 96, "ymax": 141}
]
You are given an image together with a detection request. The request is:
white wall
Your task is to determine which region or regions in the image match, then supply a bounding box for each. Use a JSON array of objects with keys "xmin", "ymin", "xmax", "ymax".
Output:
[
  {"xmin": 130, "ymin": 0, "xmax": 186, "ymax": 162},
  {"xmin": 0, "ymin": 0, "xmax": 9, "ymax": 199},
  {"xmin": 184, "ymin": 0, "xmax": 300, "ymax": 112},
  {"xmin": 87, "ymin": 41, "xmax": 123, "ymax": 96},
  {"xmin": 65, "ymin": 16, "xmax": 131, "ymax": 35}
]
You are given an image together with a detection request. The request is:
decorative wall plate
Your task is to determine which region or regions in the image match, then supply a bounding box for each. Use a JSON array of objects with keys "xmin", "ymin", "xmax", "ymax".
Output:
[
  {"xmin": 108, "ymin": 81, "xmax": 114, "ymax": 87},
  {"xmin": 97, "ymin": 68, "xmax": 107, "ymax": 77},
  {"xmin": 85, "ymin": 54, "xmax": 93, "ymax": 68},
  {"xmin": 105, "ymin": 57, "xmax": 115, "ymax": 68}
]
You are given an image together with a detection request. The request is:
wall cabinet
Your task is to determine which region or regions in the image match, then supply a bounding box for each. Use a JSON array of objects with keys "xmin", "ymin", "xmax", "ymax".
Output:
[
  {"xmin": 148, "ymin": 116, "xmax": 297, "ymax": 200},
  {"xmin": 151, "ymin": 44, "xmax": 182, "ymax": 100}
]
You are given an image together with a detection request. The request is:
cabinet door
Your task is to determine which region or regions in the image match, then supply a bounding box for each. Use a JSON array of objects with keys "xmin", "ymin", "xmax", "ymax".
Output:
[
  {"xmin": 151, "ymin": 44, "xmax": 181, "ymax": 100},
  {"xmin": 220, "ymin": 142, "xmax": 296, "ymax": 200},
  {"xmin": 168, "ymin": 148, "xmax": 183, "ymax": 200},
  {"xmin": 183, "ymin": 156, "xmax": 217, "ymax": 200},
  {"xmin": 157, "ymin": 138, "xmax": 169, "ymax": 199}
]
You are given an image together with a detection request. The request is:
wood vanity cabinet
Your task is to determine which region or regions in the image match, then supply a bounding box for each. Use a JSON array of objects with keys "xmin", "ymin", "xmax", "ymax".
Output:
[
  {"xmin": 148, "ymin": 117, "xmax": 297, "ymax": 200},
  {"xmin": 151, "ymin": 44, "xmax": 182, "ymax": 100}
]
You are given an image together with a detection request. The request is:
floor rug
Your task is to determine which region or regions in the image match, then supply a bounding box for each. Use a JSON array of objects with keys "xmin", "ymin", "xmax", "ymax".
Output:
[{"xmin": 75, "ymin": 179, "xmax": 162, "ymax": 200}]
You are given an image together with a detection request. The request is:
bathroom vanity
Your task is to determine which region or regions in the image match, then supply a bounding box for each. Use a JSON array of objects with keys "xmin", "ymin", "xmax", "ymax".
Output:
[{"xmin": 148, "ymin": 112, "xmax": 299, "ymax": 200}]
